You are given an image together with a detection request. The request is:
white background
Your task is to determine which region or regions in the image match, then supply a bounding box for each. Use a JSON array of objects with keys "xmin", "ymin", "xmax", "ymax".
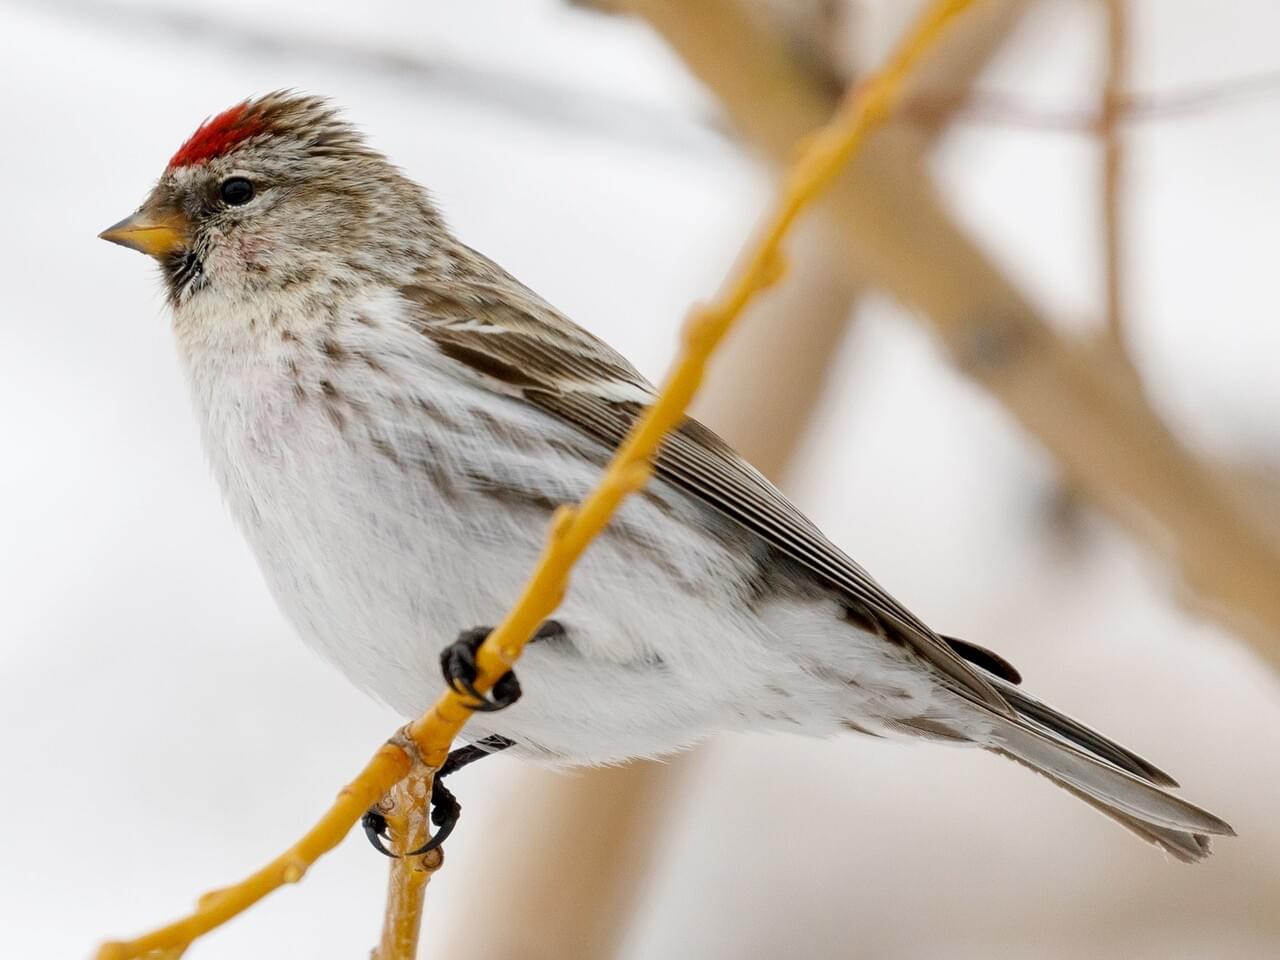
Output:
[{"xmin": 1, "ymin": 1, "xmax": 1277, "ymax": 956}]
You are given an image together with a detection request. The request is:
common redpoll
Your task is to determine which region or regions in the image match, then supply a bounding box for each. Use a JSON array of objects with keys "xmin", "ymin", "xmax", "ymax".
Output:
[{"xmin": 101, "ymin": 92, "xmax": 1231, "ymax": 861}]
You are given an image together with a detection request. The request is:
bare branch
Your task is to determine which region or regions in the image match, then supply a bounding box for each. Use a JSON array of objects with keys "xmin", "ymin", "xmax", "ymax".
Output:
[{"xmin": 909, "ymin": 68, "xmax": 1280, "ymax": 131}]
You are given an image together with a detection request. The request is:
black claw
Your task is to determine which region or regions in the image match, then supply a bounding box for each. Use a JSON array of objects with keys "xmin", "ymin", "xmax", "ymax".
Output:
[
  {"xmin": 362, "ymin": 809, "xmax": 397, "ymax": 858},
  {"xmin": 441, "ymin": 626, "xmax": 524, "ymax": 712},
  {"xmin": 361, "ymin": 735, "xmax": 515, "ymax": 858}
]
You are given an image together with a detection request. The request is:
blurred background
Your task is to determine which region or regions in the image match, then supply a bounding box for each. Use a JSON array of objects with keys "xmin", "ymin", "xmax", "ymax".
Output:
[{"xmin": 2, "ymin": 0, "xmax": 1279, "ymax": 957}]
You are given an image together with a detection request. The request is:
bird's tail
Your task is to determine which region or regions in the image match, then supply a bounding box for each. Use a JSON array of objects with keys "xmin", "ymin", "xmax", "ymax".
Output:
[{"xmin": 974, "ymin": 678, "xmax": 1234, "ymax": 863}]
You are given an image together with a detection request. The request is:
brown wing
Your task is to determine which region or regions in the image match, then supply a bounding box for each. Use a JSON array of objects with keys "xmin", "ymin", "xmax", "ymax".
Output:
[{"xmin": 400, "ymin": 267, "xmax": 1011, "ymax": 713}]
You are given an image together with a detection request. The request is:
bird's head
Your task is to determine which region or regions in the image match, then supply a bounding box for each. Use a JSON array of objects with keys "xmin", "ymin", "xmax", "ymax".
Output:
[{"xmin": 100, "ymin": 92, "xmax": 440, "ymax": 307}]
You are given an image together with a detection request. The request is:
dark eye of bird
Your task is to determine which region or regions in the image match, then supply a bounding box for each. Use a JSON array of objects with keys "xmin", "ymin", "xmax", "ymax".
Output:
[{"xmin": 219, "ymin": 177, "xmax": 255, "ymax": 206}]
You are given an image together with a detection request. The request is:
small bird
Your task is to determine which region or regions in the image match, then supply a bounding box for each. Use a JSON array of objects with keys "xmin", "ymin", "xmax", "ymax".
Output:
[{"xmin": 101, "ymin": 92, "xmax": 1232, "ymax": 861}]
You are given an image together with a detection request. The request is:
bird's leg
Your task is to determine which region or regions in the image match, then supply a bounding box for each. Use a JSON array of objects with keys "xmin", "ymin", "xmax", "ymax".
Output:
[
  {"xmin": 440, "ymin": 619, "xmax": 564, "ymax": 713},
  {"xmin": 362, "ymin": 734, "xmax": 515, "ymax": 857}
]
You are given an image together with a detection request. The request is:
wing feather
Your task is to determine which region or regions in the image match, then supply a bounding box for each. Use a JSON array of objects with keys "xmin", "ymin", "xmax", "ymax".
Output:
[{"xmin": 401, "ymin": 269, "xmax": 1010, "ymax": 712}]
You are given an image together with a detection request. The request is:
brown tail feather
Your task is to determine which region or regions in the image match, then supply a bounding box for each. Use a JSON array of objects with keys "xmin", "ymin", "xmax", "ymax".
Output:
[
  {"xmin": 995, "ymin": 748, "xmax": 1213, "ymax": 863},
  {"xmin": 982, "ymin": 707, "xmax": 1232, "ymax": 850},
  {"xmin": 989, "ymin": 675, "xmax": 1179, "ymax": 787}
]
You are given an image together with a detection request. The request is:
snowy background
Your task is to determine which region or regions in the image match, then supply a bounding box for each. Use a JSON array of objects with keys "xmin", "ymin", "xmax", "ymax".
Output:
[{"xmin": 1, "ymin": 0, "xmax": 1278, "ymax": 957}]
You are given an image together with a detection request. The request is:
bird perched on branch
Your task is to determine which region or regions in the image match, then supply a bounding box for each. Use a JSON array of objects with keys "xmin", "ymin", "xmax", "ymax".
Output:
[{"xmin": 102, "ymin": 92, "xmax": 1231, "ymax": 862}]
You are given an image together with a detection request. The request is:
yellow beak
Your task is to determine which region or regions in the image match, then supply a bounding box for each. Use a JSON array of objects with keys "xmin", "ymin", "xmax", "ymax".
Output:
[{"xmin": 99, "ymin": 208, "xmax": 190, "ymax": 258}]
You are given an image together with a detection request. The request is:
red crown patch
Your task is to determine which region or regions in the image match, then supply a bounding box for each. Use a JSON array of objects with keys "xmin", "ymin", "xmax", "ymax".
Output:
[{"xmin": 167, "ymin": 103, "xmax": 266, "ymax": 171}]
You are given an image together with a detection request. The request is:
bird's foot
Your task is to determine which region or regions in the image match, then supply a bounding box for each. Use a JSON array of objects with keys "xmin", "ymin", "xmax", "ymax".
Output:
[
  {"xmin": 441, "ymin": 626, "xmax": 521, "ymax": 712},
  {"xmin": 363, "ymin": 735, "xmax": 514, "ymax": 857},
  {"xmin": 361, "ymin": 778, "xmax": 462, "ymax": 857},
  {"xmin": 440, "ymin": 619, "xmax": 563, "ymax": 713}
]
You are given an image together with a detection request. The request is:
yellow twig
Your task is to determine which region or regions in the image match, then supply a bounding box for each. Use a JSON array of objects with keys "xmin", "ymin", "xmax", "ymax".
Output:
[
  {"xmin": 94, "ymin": 2, "xmax": 978, "ymax": 957},
  {"xmin": 96, "ymin": 745, "xmax": 410, "ymax": 960},
  {"xmin": 373, "ymin": 761, "xmax": 441, "ymax": 960}
]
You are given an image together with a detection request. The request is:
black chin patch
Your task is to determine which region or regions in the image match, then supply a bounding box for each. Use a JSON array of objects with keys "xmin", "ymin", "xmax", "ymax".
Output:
[{"xmin": 162, "ymin": 249, "xmax": 205, "ymax": 303}]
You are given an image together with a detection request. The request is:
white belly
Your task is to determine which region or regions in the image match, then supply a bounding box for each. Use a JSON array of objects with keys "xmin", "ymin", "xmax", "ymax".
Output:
[{"xmin": 178, "ymin": 296, "xmax": 941, "ymax": 763}]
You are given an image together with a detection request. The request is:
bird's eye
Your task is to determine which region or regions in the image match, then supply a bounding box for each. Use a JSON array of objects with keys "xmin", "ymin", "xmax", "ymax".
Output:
[{"xmin": 219, "ymin": 177, "xmax": 255, "ymax": 206}]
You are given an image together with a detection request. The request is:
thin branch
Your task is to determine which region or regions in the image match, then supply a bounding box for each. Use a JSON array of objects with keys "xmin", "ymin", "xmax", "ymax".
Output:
[
  {"xmin": 632, "ymin": 0, "xmax": 1280, "ymax": 665},
  {"xmin": 95, "ymin": 745, "xmax": 411, "ymax": 960},
  {"xmin": 94, "ymin": 3, "xmax": 982, "ymax": 957},
  {"xmin": 6, "ymin": 0, "xmax": 723, "ymax": 156},
  {"xmin": 1119, "ymin": 67, "xmax": 1280, "ymax": 121},
  {"xmin": 908, "ymin": 67, "xmax": 1280, "ymax": 131}
]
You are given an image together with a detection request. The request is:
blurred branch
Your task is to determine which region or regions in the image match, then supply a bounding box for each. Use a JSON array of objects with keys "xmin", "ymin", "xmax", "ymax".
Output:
[
  {"xmin": 628, "ymin": 0, "xmax": 1280, "ymax": 664},
  {"xmin": 438, "ymin": 762, "xmax": 672, "ymax": 959},
  {"xmin": 95, "ymin": 4, "xmax": 981, "ymax": 957},
  {"xmin": 8, "ymin": 0, "xmax": 723, "ymax": 156},
  {"xmin": 754, "ymin": 0, "xmax": 853, "ymax": 96},
  {"xmin": 19, "ymin": 0, "xmax": 1280, "ymax": 167},
  {"xmin": 619, "ymin": 0, "xmax": 1028, "ymax": 174},
  {"xmin": 899, "ymin": 0, "xmax": 1032, "ymax": 136},
  {"xmin": 1100, "ymin": 0, "xmax": 1129, "ymax": 352},
  {"xmin": 909, "ymin": 67, "xmax": 1280, "ymax": 131}
]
